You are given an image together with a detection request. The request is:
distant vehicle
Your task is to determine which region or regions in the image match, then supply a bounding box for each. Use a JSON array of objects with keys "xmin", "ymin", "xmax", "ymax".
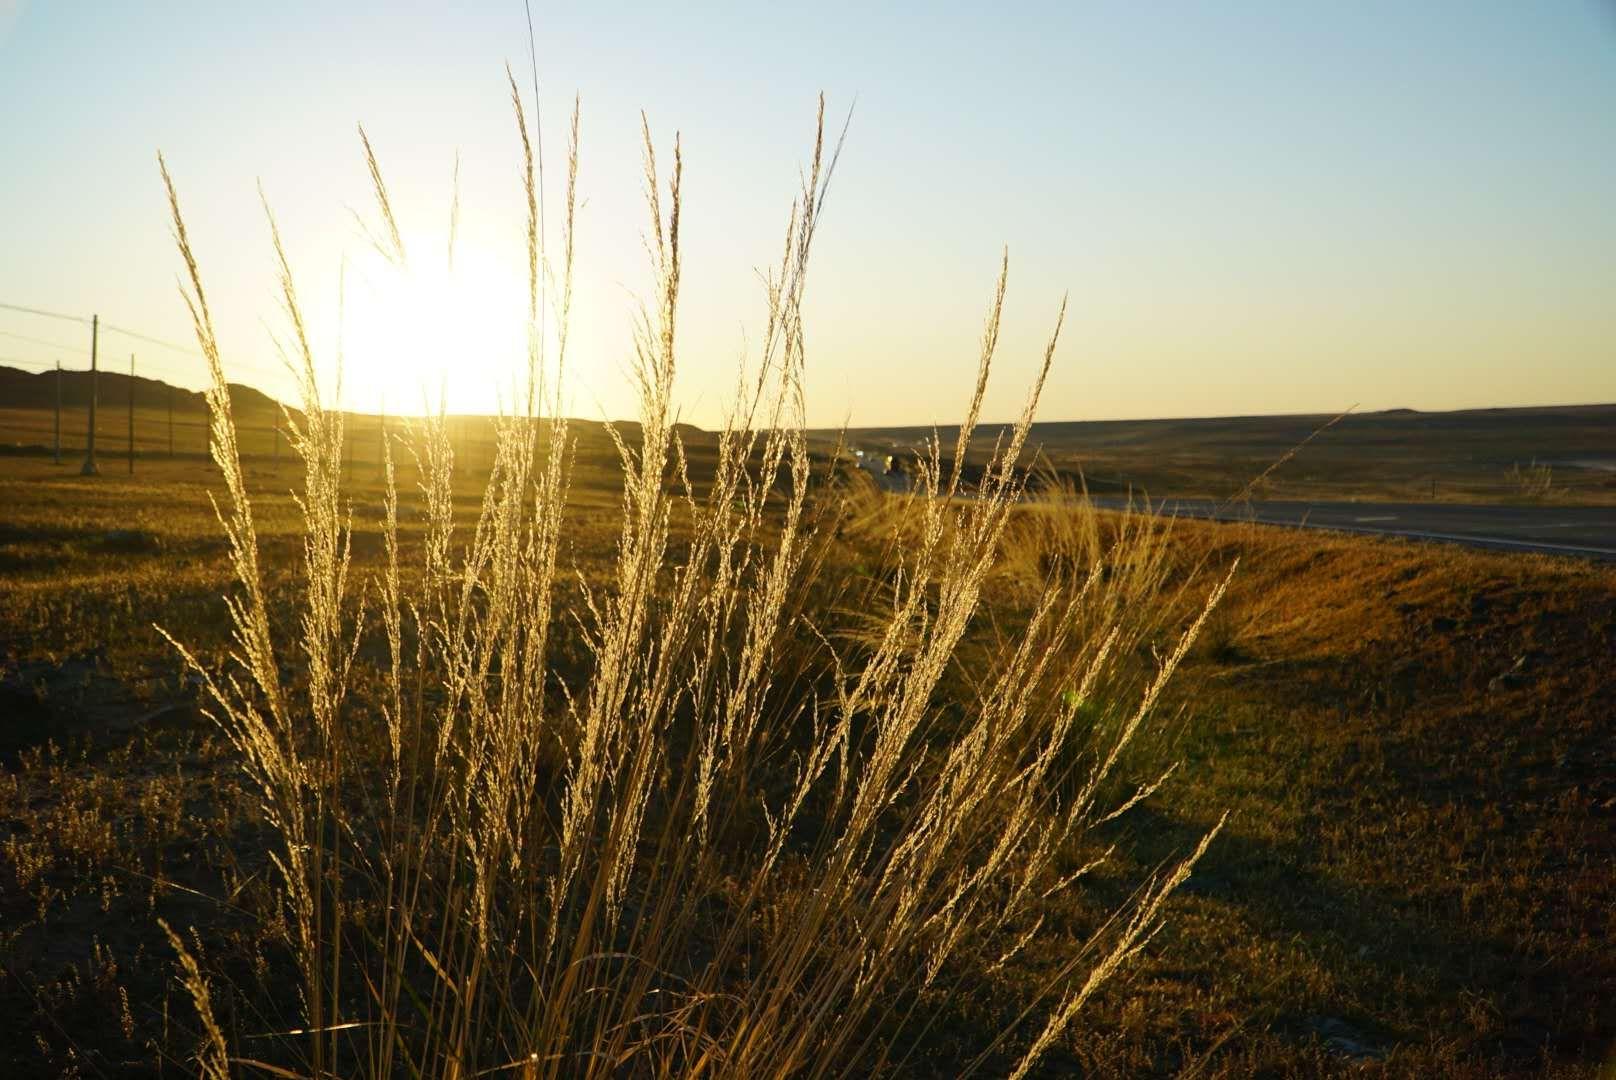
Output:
[{"xmin": 851, "ymin": 447, "xmax": 896, "ymax": 474}]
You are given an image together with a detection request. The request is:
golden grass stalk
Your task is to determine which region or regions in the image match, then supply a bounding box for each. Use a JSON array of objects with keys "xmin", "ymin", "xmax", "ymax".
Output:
[{"xmin": 158, "ymin": 919, "xmax": 231, "ymax": 1080}]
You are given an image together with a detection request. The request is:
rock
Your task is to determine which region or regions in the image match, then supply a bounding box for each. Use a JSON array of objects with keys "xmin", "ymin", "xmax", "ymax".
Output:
[
  {"xmin": 99, "ymin": 529, "xmax": 163, "ymax": 554},
  {"xmin": 0, "ymin": 677, "xmax": 55, "ymax": 767},
  {"xmin": 1488, "ymin": 655, "xmax": 1529, "ymax": 694},
  {"xmin": 1308, "ymin": 1016, "xmax": 1384, "ymax": 1061}
]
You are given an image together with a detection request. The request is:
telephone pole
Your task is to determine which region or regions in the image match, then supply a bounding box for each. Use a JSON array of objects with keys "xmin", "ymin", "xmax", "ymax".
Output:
[
  {"xmin": 53, "ymin": 361, "xmax": 61, "ymax": 464},
  {"xmin": 80, "ymin": 315, "xmax": 100, "ymax": 475},
  {"xmin": 127, "ymin": 354, "xmax": 136, "ymax": 475},
  {"xmin": 167, "ymin": 384, "xmax": 174, "ymax": 458}
]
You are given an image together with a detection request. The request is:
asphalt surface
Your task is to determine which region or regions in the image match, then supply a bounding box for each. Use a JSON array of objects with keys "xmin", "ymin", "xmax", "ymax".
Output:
[
  {"xmin": 850, "ymin": 450, "xmax": 1616, "ymax": 560},
  {"xmin": 1086, "ymin": 496, "xmax": 1616, "ymax": 561}
]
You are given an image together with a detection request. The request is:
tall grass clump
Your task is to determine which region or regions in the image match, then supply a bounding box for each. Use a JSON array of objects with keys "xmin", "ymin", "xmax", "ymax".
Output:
[
  {"xmin": 1506, "ymin": 458, "xmax": 1555, "ymax": 502},
  {"xmin": 156, "ymin": 87, "xmax": 1228, "ymax": 1078}
]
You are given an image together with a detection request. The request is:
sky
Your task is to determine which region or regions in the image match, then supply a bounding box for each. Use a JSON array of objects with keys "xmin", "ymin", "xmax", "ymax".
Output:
[{"xmin": 1, "ymin": 1, "xmax": 1613, "ymax": 428}]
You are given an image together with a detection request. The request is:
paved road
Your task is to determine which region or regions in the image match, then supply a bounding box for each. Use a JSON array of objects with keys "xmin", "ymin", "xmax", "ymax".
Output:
[
  {"xmin": 1086, "ymin": 496, "xmax": 1616, "ymax": 561},
  {"xmin": 849, "ymin": 448, "xmax": 1616, "ymax": 560}
]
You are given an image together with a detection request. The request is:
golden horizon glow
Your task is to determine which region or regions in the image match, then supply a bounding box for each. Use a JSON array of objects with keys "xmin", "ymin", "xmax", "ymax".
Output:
[
  {"xmin": 322, "ymin": 228, "xmax": 540, "ymax": 418},
  {"xmin": 2, "ymin": 4, "xmax": 1613, "ymax": 426}
]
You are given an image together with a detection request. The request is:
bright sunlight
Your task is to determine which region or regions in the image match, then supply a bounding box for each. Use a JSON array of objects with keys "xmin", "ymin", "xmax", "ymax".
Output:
[{"xmin": 336, "ymin": 228, "xmax": 531, "ymax": 417}]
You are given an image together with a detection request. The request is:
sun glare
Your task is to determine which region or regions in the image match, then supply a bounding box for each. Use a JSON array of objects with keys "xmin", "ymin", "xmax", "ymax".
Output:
[{"xmin": 338, "ymin": 232, "xmax": 531, "ymax": 417}]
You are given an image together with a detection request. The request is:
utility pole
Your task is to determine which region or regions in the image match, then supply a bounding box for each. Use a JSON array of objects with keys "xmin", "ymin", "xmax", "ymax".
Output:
[
  {"xmin": 53, "ymin": 361, "xmax": 61, "ymax": 464},
  {"xmin": 167, "ymin": 385, "xmax": 174, "ymax": 458},
  {"xmin": 127, "ymin": 355, "xmax": 136, "ymax": 474},
  {"xmin": 80, "ymin": 315, "xmax": 100, "ymax": 475}
]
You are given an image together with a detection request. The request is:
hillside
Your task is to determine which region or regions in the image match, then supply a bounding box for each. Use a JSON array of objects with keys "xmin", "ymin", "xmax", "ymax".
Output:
[
  {"xmin": 0, "ymin": 365, "xmax": 714, "ymax": 471},
  {"xmin": 0, "ymin": 364, "xmax": 281, "ymax": 417},
  {"xmin": 828, "ymin": 404, "xmax": 1616, "ymax": 503}
]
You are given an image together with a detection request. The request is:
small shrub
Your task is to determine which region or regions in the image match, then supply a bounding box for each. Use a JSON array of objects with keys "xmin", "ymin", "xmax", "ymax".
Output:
[{"xmin": 1506, "ymin": 459, "xmax": 1554, "ymax": 502}]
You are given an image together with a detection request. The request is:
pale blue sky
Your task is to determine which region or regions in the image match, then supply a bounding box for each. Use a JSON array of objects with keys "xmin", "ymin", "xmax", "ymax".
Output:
[{"xmin": 1, "ymin": 2, "xmax": 1613, "ymax": 426}]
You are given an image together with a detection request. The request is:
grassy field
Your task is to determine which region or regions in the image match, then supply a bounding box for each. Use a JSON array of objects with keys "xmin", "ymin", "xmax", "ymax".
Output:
[
  {"xmin": 9, "ymin": 367, "xmax": 1614, "ymax": 508},
  {"xmin": 1, "ymin": 451, "xmax": 1610, "ymax": 1076}
]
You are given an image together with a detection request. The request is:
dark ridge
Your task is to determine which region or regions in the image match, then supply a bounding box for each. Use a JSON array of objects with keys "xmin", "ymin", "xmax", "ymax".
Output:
[
  {"xmin": 0, "ymin": 365, "xmax": 710, "ymax": 440},
  {"xmin": 0, "ymin": 364, "xmax": 279, "ymax": 416}
]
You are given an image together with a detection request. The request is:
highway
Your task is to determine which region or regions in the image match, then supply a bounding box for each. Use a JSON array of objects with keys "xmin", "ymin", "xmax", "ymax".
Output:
[
  {"xmin": 1085, "ymin": 496, "xmax": 1616, "ymax": 561},
  {"xmin": 849, "ymin": 450, "xmax": 1616, "ymax": 560}
]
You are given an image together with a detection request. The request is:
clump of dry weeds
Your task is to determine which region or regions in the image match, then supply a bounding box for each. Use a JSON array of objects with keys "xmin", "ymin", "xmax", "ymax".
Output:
[{"xmin": 155, "ymin": 87, "xmax": 1226, "ymax": 1078}]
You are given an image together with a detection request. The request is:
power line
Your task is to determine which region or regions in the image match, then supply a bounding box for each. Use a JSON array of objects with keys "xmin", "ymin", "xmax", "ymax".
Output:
[
  {"xmin": 2, "ymin": 344, "xmax": 285, "ymax": 387},
  {"xmin": 2, "ymin": 301, "xmax": 210, "ymax": 364},
  {"xmin": 90, "ymin": 320, "xmax": 288, "ymax": 380},
  {"xmin": 0, "ymin": 328, "xmax": 88, "ymax": 354},
  {"xmin": 0, "ymin": 301, "xmax": 92, "ymax": 325},
  {"xmin": 0, "ymin": 298, "xmax": 423, "ymax": 411},
  {"xmin": 98, "ymin": 320, "xmax": 204, "ymax": 359},
  {"xmin": 3, "ymin": 303, "xmax": 288, "ymax": 382},
  {"xmin": 0, "ymin": 341, "xmax": 226, "ymax": 380}
]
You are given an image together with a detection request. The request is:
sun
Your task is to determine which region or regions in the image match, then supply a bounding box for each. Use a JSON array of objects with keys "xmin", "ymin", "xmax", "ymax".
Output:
[{"xmin": 338, "ymin": 231, "xmax": 532, "ymax": 417}]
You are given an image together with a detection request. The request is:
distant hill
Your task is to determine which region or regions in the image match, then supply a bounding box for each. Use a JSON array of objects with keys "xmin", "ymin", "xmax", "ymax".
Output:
[
  {"xmin": 0, "ymin": 365, "xmax": 706, "ymax": 433},
  {"xmin": 0, "ymin": 365, "xmax": 281, "ymax": 417},
  {"xmin": 828, "ymin": 404, "xmax": 1616, "ymax": 454},
  {"xmin": 0, "ymin": 365, "xmax": 713, "ymax": 465},
  {"xmin": 822, "ymin": 403, "xmax": 1616, "ymax": 503},
  {"xmin": 9, "ymin": 363, "xmax": 1606, "ymax": 501},
  {"xmin": 828, "ymin": 404, "xmax": 1616, "ymax": 464}
]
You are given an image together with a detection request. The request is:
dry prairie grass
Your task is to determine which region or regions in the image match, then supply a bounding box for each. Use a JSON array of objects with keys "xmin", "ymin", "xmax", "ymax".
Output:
[
  {"xmin": 128, "ymin": 91, "xmax": 1230, "ymax": 1078},
  {"xmin": 2, "ymin": 462, "xmax": 1612, "ymax": 1075}
]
